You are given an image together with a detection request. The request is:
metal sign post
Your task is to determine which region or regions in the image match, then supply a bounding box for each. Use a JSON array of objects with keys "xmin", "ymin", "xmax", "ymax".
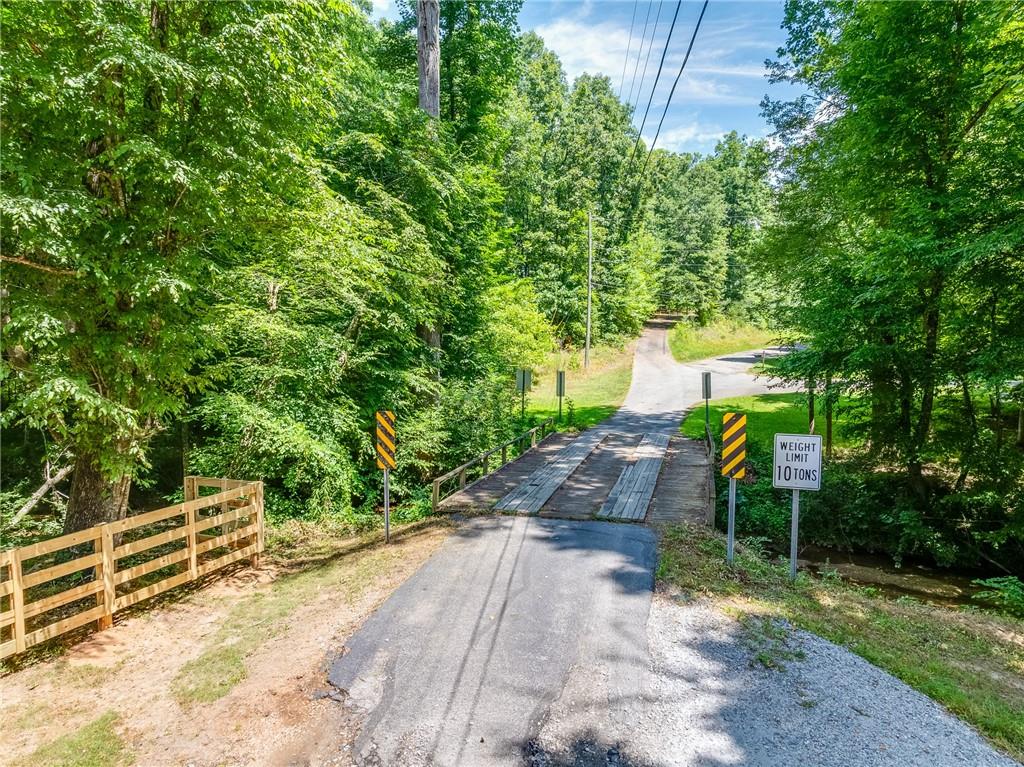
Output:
[
  {"xmin": 702, "ymin": 371, "xmax": 712, "ymax": 430},
  {"xmin": 721, "ymin": 412, "xmax": 747, "ymax": 564},
  {"xmin": 772, "ymin": 433, "xmax": 822, "ymax": 580},
  {"xmin": 375, "ymin": 410, "xmax": 397, "ymax": 543},
  {"xmin": 515, "ymin": 369, "xmax": 532, "ymax": 422},
  {"xmin": 556, "ymin": 370, "xmax": 566, "ymax": 423},
  {"xmin": 384, "ymin": 469, "xmax": 390, "ymax": 543},
  {"xmin": 727, "ymin": 476, "xmax": 737, "ymax": 563}
]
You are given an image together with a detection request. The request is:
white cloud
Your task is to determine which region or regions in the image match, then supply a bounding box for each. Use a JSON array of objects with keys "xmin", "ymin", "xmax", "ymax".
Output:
[
  {"xmin": 534, "ymin": 18, "xmax": 763, "ymax": 106},
  {"xmin": 370, "ymin": 0, "xmax": 394, "ymax": 20},
  {"xmin": 688, "ymin": 64, "xmax": 768, "ymax": 79},
  {"xmin": 534, "ymin": 18, "xmax": 632, "ymax": 83},
  {"xmin": 644, "ymin": 120, "xmax": 727, "ymax": 153}
]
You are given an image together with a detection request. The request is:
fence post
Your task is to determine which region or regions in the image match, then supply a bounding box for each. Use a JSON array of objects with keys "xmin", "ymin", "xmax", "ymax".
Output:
[
  {"xmin": 251, "ymin": 483, "xmax": 264, "ymax": 568},
  {"xmin": 531, "ymin": 428, "xmax": 538, "ymax": 448},
  {"xmin": 11, "ymin": 550, "xmax": 25, "ymax": 653},
  {"xmin": 459, "ymin": 469, "xmax": 467, "ymax": 489},
  {"xmin": 186, "ymin": 502, "xmax": 198, "ymax": 579},
  {"xmin": 501, "ymin": 445, "xmax": 508, "ymax": 465},
  {"xmin": 482, "ymin": 455, "xmax": 489, "ymax": 476},
  {"xmin": 184, "ymin": 476, "xmax": 196, "ymax": 502},
  {"xmin": 432, "ymin": 480, "xmax": 440, "ymax": 512},
  {"xmin": 98, "ymin": 528, "xmax": 115, "ymax": 630}
]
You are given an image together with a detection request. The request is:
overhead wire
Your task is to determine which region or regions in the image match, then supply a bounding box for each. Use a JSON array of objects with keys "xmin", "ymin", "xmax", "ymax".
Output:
[
  {"xmin": 639, "ymin": 0, "xmax": 711, "ymax": 178},
  {"xmin": 616, "ymin": 0, "xmax": 640, "ymax": 99},
  {"xmin": 623, "ymin": 0, "xmax": 684, "ymax": 180},
  {"xmin": 630, "ymin": 0, "xmax": 663, "ymax": 116},
  {"xmin": 624, "ymin": 1, "xmax": 655, "ymax": 109},
  {"xmin": 630, "ymin": 0, "xmax": 679, "ymax": 158}
]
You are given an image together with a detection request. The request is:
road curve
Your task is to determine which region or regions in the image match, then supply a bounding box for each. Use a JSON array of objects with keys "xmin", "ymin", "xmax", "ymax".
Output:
[{"xmin": 600, "ymin": 316, "xmax": 798, "ymax": 436}]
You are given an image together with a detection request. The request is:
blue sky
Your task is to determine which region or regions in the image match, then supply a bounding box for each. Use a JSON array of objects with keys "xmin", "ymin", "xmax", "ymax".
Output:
[{"xmin": 371, "ymin": 0, "xmax": 801, "ymax": 155}]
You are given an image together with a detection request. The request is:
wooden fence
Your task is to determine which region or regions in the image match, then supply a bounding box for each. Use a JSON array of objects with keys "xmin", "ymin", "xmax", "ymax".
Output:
[
  {"xmin": 431, "ymin": 418, "xmax": 555, "ymax": 511},
  {"xmin": 0, "ymin": 476, "xmax": 263, "ymax": 660}
]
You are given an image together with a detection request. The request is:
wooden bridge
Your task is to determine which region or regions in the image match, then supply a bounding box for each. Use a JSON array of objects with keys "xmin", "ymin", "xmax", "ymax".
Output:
[{"xmin": 436, "ymin": 426, "xmax": 713, "ymax": 527}]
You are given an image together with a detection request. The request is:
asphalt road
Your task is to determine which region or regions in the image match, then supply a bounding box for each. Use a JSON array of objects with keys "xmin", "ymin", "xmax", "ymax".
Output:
[
  {"xmin": 598, "ymin": 316, "xmax": 798, "ymax": 436},
  {"xmin": 328, "ymin": 516, "xmax": 656, "ymax": 766},
  {"xmin": 326, "ymin": 516, "xmax": 1016, "ymax": 767},
  {"xmin": 325, "ymin": 323, "xmax": 1015, "ymax": 767}
]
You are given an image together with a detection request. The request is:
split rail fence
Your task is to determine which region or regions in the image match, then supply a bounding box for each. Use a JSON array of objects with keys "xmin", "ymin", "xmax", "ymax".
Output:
[{"xmin": 0, "ymin": 476, "xmax": 263, "ymax": 660}]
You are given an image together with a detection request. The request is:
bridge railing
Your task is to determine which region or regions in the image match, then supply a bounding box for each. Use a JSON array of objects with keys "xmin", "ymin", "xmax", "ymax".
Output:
[
  {"xmin": 704, "ymin": 423, "xmax": 717, "ymax": 526},
  {"xmin": 431, "ymin": 418, "xmax": 555, "ymax": 511}
]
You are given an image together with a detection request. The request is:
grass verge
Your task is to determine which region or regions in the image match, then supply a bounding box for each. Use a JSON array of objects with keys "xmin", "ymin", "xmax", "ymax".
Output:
[
  {"xmin": 657, "ymin": 523, "xmax": 1024, "ymax": 760},
  {"xmin": 669, "ymin": 319, "xmax": 774, "ymax": 363},
  {"xmin": 680, "ymin": 393, "xmax": 853, "ymax": 448},
  {"xmin": 528, "ymin": 340, "xmax": 635, "ymax": 431},
  {"xmin": 15, "ymin": 711, "xmax": 132, "ymax": 767},
  {"xmin": 171, "ymin": 519, "xmax": 448, "ymax": 705}
]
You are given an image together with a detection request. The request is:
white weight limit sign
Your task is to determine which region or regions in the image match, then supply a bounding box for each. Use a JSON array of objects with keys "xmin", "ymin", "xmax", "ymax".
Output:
[{"xmin": 773, "ymin": 434, "xmax": 823, "ymax": 580}]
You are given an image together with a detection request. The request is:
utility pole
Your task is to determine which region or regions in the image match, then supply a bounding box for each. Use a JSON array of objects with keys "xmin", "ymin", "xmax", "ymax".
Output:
[
  {"xmin": 416, "ymin": 0, "xmax": 440, "ymax": 118},
  {"xmin": 416, "ymin": 0, "xmax": 441, "ymax": 373},
  {"xmin": 584, "ymin": 211, "xmax": 593, "ymax": 370}
]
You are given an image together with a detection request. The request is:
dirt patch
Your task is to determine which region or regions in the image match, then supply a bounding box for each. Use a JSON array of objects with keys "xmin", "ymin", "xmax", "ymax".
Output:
[{"xmin": 0, "ymin": 521, "xmax": 450, "ymax": 767}]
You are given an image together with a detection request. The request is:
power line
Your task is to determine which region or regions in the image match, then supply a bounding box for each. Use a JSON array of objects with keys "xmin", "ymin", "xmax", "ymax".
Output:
[
  {"xmin": 634, "ymin": 0, "xmax": 681, "ymax": 150},
  {"xmin": 632, "ymin": 0, "xmax": 666, "ymax": 118},
  {"xmin": 623, "ymin": 0, "xmax": 683, "ymax": 180},
  {"xmin": 640, "ymin": 0, "xmax": 711, "ymax": 178},
  {"xmin": 617, "ymin": 0, "xmax": 640, "ymax": 99},
  {"xmin": 625, "ymin": 1, "xmax": 654, "ymax": 109}
]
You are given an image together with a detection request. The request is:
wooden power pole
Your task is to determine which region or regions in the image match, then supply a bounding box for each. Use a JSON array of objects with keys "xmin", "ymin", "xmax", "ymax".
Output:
[
  {"xmin": 417, "ymin": 0, "xmax": 440, "ymax": 118},
  {"xmin": 585, "ymin": 211, "xmax": 593, "ymax": 369}
]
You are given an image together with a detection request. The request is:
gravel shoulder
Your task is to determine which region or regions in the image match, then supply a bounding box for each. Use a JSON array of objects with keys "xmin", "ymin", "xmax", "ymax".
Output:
[{"xmin": 529, "ymin": 595, "xmax": 1021, "ymax": 767}]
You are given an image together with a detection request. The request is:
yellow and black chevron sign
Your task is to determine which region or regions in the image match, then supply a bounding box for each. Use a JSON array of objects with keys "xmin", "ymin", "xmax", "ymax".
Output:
[
  {"xmin": 375, "ymin": 410, "xmax": 396, "ymax": 470},
  {"xmin": 721, "ymin": 412, "xmax": 746, "ymax": 479}
]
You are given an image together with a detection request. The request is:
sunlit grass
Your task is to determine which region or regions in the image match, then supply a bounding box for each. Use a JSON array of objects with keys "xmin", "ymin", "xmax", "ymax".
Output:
[
  {"xmin": 15, "ymin": 711, "xmax": 132, "ymax": 767},
  {"xmin": 527, "ymin": 340, "xmax": 635, "ymax": 431},
  {"xmin": 658, "ymin": 523, "xmax": 1024, "ymax": 760},
  {"xmin": 668, "ymin": 320, "xmax": 774, "ymax": 363}
]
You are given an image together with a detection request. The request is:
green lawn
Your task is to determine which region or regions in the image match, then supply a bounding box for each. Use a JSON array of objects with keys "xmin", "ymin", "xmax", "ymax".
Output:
[
  {"xmin": 658, "ymin": 523, "xmax": 1024, "ymax": 761},
  {"xmin": 681, "ymin": 392, "xmax": 849, "ymax": 447},
  {"xmin": 527, "ymin": 340, "xmax": 635, "ymax": 431},
  {"xmin": 669, "ymin": 320, "xmax": 775, "ymax": 363}
]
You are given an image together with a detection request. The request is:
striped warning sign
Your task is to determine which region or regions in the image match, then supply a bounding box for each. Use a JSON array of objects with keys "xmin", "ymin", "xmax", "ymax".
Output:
[
  {"xmin": 721, "ymin": 412, "xmax": 746, "ymax": 479},
  {"xmin": 375, "ymin": 410, "xmax": 396, "ymax": 470}
]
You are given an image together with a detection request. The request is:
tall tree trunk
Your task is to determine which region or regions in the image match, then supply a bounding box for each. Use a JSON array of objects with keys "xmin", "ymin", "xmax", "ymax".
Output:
[
  {"xmin": 807, "ymin": 377, "xmax": 816, "ymax": 434},
  {"xmin": 416, "ymin": 0, "xmax": 442, "ymax": 375},
  {"xmin": 143, "ymin": 1, "xmax": 168, "ymax": 135},
  {"xmin": 63, "ymin": 452, "xmax": 131, "ymax": 533},
  {"xmin": 416, "ymin": 0, "xmax": 440, "ymax": 118},
  {"xmin": 824, "ymin": 372, "xmax": 833, "ymax": 460},
  {"xmin": 908, "ymin": 278, "xmax": 942, "ymax": 502}
]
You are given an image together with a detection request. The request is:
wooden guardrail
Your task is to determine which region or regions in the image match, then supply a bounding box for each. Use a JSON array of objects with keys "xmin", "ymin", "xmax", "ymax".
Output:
[
  {"xmin": 0, "ymin": 476, "xmax": 263, "ymax": 660},
  {"xmin": 431, "ymin": 418, "xmax": 556, "ymax": 511},
  {"xmin": 704, "ymin": 423, "xmax": 717, "ymax": 527}
]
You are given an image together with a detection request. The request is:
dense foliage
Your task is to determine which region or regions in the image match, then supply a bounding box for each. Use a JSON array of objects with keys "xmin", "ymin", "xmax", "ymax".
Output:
[
  {"xmin": 2, "ymin": 0, "xmax": 770, "ymax": 533},
  {"xmin": 759, "ymin": 0, "xmax": 1024, "ymax": 570}
]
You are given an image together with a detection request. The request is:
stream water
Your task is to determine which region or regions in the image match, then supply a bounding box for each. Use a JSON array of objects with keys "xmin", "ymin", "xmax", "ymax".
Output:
[{"xmin": 796, "ymin": 545, "xmax": 987, "ymax": 607}]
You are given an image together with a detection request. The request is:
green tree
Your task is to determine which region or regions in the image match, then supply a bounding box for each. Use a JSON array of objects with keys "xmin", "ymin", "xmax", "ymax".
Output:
[
  {"xmin": 761, "ymin": 0, "xmax": 1024, "ymax": 566},
  {"xmin": 1, "ymin": 1, "xmax": 346, "ymax": 531}
]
